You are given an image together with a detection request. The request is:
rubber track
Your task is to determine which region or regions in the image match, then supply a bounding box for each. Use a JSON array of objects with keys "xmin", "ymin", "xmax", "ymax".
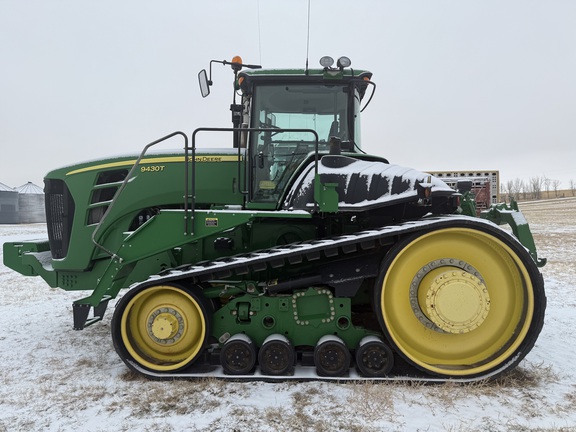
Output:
[
  {"xmin": 118, "ymin": 215, "xmax": 542, "ymax": 382},
  {"xmin": 138, "ymin": 215, "xmax": 480, "ymax": 287},
  {"xmin": 125, "ymin": 356, "xmax": 522, "ymax": 383}
]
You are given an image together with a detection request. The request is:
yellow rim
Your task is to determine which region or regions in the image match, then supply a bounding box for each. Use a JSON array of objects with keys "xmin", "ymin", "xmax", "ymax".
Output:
[
  {"xmin": 380, "ymin": 228, "xmax": 534, "ymax": 376},
  {"xmin": 120, "ymin": 285, "xmax": 207, "ymax": 371}
]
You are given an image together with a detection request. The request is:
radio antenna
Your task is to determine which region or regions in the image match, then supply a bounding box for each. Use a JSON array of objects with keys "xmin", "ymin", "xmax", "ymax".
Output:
[
  {"xmin": 305, "ymin": 0, "xmax": 311, "ymax": 74},
  {"xmin": 257, "ymin": 0, "xmax": 262, "ymax": 64}
]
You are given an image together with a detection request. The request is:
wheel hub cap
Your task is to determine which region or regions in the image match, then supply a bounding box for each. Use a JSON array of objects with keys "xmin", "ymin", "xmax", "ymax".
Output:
[
  {"xmin": 425, "ymin": 270, "xmax": 490, "ymax": 333},
  {"xmin": 147, "ymin": 308, "xmax": 185, "ymax": 344},
  {"xmin": 410, "ymin": 258, "xmax": 490, "ymax": 333}
]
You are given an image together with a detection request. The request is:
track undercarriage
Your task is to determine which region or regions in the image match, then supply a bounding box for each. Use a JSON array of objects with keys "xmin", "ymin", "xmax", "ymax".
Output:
[{"xmin": 111, "ymin": 216, "xmax": 546, "ymax": 383}]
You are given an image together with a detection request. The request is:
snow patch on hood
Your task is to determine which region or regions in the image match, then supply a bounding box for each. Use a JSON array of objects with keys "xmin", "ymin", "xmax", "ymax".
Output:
[{"xmin": 284, "ymin": 156, "xmax": 454, "ymax": 210}]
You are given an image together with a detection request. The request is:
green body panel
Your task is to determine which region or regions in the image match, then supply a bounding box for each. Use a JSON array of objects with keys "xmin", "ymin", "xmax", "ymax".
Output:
[
  {"xmin": 211, "ymin": 287, "xmax": 373, "ymax": 348},
  {"xmin": 6, "ymin": 208, "xmax": 315, "ymax": 307},
  {"xmin": 116, "ymin": 210, "xmax": 258, "ymax": 263},
  {"xmin": 458, "ymin": 191, "xmax": 478, "ymax": 218},
  {"xmin": 314, "ymin": 174, "xmax": 339, "ymax": 213},
  {"xmin": 458, "ymin": 192, "xmax": 545, "ymax": 267},
  {"xmin": 51, "ymin": 149, "xmax": 244, "ymax": 271},
  {"xmin": 480, "ymin": 199, "xmax": 547, "ymax": 267},
  {"xmin": 2, "ymin": 240, "xmax": 56, "ymax": 285}
]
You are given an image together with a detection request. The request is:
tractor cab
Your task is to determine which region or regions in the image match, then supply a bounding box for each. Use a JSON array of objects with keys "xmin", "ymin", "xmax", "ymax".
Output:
[{"xmin": 199, "ymin": 56, "xmax": 374, "ymax": 207}]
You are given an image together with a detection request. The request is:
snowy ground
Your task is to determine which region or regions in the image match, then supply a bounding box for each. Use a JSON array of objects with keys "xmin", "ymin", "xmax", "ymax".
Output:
[{"xmin": 1, "ymin": 198, "xmax": 576, "ymax": 431}]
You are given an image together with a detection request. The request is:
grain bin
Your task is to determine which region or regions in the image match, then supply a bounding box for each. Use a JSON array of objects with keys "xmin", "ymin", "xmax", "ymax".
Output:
[
  {"xmin": 15, "ymin": 182, "xmax": 46, "ymax": 223},
  {"xmin": 0, "ymin": 182, "xmax": 19, "ymax": 224}
]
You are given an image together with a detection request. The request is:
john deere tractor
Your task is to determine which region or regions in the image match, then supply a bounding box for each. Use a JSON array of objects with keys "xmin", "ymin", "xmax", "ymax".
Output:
[{"xmin": 4, "ymin": 56, "xmax": 546, "ymax": 381}]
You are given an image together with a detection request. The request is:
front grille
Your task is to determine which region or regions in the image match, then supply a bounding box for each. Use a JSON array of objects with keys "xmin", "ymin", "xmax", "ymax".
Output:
[{"xmin": 44, "ymin": 179, "xmax": 75, "ymax": 259}]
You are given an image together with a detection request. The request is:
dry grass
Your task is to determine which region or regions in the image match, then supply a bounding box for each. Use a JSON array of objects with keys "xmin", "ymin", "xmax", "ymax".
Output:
[
  {"xmin": 562, "ymin": 387, "xmax": 576, "ymax": 422},
  {"xmin": 99, "ymin": 362, "xmax": 568, "ymax": 432},
  {"xmin": 117, "ymin": 379, "xmax": 227, "ymax": 418},
  {"xmin": 346, "ymin": 381, "xmax": 396, "ymax": 423}
]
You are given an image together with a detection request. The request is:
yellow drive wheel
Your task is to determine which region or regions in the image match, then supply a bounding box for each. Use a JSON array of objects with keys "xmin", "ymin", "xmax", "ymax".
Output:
[
  {"xmin": 376, "ymin": 224, "xmax": 545, "ymax": 378},
  {"xmin": 114, "ymin": 284, "xmax": 210, "ymax": 372}
]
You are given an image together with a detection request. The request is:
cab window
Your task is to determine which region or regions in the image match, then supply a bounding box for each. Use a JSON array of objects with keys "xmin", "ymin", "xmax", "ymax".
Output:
[{"xmin": 249, "ymin": 84, "xmax": 350, "ymax": 203}]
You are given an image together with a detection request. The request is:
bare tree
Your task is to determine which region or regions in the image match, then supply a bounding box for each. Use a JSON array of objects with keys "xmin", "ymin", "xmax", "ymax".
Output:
[
  {"xmin": 506, "ymin": 180, "xmax": 515, "ymax": 200},
  {"xmin": 501, "ymin": 182, "xmax": 511, "ymax": 202},
  {"xmin": 552, "ymin": 179, "xmax": 561, "ymax": 197},
  {"xmin": 570, "ymin": 179, "xmax": 576, "ymax": 197},
  {"xmin": 543, "ymin": 175, "xmax": 551, "ymax": 199},
  {"xmin": 529, "ymin": 176, "xmax": 543, "ymax": 200},
  {"xmin": 510, "ymin": 178, "xmax": 524, "ymax": 201}
]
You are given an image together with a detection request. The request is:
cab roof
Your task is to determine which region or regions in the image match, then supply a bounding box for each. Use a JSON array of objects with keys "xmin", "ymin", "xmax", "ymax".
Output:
[
  {"xmin": 239, "ymin": 68, "xmax": 372, "ymax": 79},
  {"xmin": 238, "ymin": 68, "xmax": 373, "ymax": 96}
]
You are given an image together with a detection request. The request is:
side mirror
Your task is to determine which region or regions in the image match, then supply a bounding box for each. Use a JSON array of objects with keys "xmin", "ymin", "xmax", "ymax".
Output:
[{"xmin": 198, "ymin": 69, "xmax": 210, "ymax": 98}]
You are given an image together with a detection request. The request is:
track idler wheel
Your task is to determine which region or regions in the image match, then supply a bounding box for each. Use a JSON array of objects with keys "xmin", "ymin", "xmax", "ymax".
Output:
[
  {"xmin": 220, "ymin": 334, "xmax": 257, "ymax": 375},
  {"xmin": 355, "ymin": 336, "xmax": 394, "ymax": 377},
  {"xmin": 112, "ymin": 283, "xmax": 211, "ymax": 373},
  {"xmin": 314, "ymin": 335, "xmax": 350, "ymax": 377},
  {"xmin": 258, "ymin": 334, "xmax": 295, "ymax": 376},
  {"xmin": 374, "ymin": 223, "xmax": 546, "ymax": 379}
]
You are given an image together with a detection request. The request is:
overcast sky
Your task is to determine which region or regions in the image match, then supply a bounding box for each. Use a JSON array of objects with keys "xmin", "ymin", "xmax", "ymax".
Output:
[{"xmin": 1, "ymin": 0, "xmax": 575, "ymax": 190}]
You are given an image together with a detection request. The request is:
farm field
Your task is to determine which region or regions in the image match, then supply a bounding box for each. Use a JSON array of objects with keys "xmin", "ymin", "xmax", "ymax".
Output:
[{"xmin": 1, "ymin": 198, "xmax": 575, "ymax": 431}]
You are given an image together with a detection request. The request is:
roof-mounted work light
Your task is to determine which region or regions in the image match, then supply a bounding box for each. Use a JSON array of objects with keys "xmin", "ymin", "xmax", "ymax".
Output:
[
  {"xmin": 337, "ymin": 56, "xmax": 351, "ymax": 69},
  {"xmin": 319, "ymin": 56, "xmax": 334, "ymax": 68}
]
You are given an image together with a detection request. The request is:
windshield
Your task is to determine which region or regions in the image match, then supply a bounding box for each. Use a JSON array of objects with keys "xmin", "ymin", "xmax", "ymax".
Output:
[
  {"xmin": 254, "ymin": 84, "xmax": 349, "ymax": 142},
  {"xmin": 249, "ymin": 83, "xmax": 351, "ymax": 204}
]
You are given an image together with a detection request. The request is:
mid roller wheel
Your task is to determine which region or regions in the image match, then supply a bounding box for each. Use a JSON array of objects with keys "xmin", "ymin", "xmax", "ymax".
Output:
[
  {"xmin": 220, "ymin": 334, "xmax": 257, "ymax": 375},
  {"xmin": 314, "ymin": 335, "xmax": 350, "ymax": 377},
  {"xmin": 258, "ymin": 334, "xmax": 295, "ymax": 376},
  {"xmin": 355, "ymin": 336, "xmax": 394, "ymax": 377}
]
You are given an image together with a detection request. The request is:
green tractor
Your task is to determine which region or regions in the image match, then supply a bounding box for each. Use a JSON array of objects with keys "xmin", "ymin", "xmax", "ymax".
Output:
[{"xmin": 4, "ymin": 56, "xmax": 546, "ymax": 381}]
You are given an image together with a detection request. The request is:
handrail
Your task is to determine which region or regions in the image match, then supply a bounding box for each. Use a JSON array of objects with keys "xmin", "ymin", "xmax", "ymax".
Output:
[
  {"xmin": 188, "ymin": 127, "xmax": 319, "ymax": 234},
  {"xmin": 92, "ymin": 128, "xmax": 319, "ymax": 256},
  {"xmin": 91, "ymin": 131, "xmax": 189, "ymax": 261}
]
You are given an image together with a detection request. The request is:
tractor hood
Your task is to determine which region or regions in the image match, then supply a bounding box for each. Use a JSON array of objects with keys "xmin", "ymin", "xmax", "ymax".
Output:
[{"xmin": 283, "ymin": 155, "xmax": 455, "ymax": 211}]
